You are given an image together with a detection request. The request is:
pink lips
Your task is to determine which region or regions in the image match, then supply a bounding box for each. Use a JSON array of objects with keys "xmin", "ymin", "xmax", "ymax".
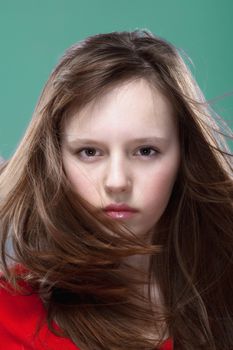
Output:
[{"xmin": 103, "ymin": 204, "xmax": 138, "ymax": 219}]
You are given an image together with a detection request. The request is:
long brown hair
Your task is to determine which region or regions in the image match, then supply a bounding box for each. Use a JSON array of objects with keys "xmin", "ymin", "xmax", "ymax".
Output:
[{"xmin": 0, "ymin": 30, "xmax": 233, "ymax": 350}]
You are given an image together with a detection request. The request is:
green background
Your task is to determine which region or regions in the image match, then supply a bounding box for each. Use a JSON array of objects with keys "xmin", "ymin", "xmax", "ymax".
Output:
[{"xmin": 0, "ymin": 0, "xmax": 232, "ymax": 159}]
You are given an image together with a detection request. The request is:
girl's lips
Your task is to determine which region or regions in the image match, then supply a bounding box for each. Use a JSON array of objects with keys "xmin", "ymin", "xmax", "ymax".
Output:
[
  {"xmin": 104, "ymin": 211, "xmax": 136, "ymax": 219},
  {"xmin": 103, "ymin": 204, "xmax": 139, "ymax": 219}
]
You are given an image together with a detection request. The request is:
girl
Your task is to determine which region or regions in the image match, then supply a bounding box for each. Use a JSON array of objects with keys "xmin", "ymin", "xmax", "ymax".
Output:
[{"xmin": 0, "ymin": 30, "xmax": 232, "ymax": 350}]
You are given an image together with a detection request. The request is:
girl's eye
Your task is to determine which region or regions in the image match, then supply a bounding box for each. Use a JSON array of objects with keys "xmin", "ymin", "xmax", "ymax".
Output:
[
  {"xmin": 136, "ymin": 146, "xmax": 158, "ymax": 157},
  {"xmin": 77, "ymin": 147, "xmax": 101, "ymax": 159}
]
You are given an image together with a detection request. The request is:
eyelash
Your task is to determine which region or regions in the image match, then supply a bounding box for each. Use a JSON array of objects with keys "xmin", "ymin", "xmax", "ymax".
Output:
[{"xmin": 76, "ymin": 146, "xmax": 159, "ymax": 160}]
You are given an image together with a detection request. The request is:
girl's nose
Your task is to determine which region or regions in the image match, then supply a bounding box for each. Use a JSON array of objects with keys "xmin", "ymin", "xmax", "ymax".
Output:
[{"xmin": 104, "ymin": 158, "xmax": 132, "ymax": 194}]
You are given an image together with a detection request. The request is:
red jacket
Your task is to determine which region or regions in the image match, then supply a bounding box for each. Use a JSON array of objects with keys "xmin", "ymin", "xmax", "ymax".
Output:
[{"xmin": 0, "ymin": 279, "xmax": 173, "ymax": 350}]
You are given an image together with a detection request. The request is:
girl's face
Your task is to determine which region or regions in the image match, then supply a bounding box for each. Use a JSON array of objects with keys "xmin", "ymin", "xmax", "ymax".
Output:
[{"xmin": 61, "ymin": 79, "xmax": 180, "ymax": 236}]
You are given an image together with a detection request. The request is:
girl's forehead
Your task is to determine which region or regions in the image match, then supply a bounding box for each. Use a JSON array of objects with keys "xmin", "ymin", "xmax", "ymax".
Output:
[{"xmin": 63, "ymin": 79, "xmax": 175, "ymax": 136}]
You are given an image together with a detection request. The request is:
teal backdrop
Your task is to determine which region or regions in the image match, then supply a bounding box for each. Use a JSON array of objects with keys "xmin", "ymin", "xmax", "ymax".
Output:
[{"xmin": 0, "ymin": 0, "xmax": 232, "ymax": 159}]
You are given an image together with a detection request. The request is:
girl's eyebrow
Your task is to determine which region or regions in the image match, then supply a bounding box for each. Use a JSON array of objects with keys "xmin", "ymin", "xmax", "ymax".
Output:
[{"xmin": 65, "ymin": 136, "xmax": 168, "ymax": 146}]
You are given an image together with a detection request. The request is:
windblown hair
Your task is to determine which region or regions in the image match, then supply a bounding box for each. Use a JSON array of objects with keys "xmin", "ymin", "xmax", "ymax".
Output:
[{"xmin": 0, "ymin": 30, "xmax": 233, "ymax": 350}]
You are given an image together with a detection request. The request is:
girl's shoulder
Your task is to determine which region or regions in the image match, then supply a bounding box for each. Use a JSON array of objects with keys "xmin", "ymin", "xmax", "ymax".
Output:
[
  {"xmin": 0, "ymin": 274, "xmax": 173, "ymax": 350},
  {"xmin": 0, "ymin": 275, "xmax": 79, "ymax": 350}
]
